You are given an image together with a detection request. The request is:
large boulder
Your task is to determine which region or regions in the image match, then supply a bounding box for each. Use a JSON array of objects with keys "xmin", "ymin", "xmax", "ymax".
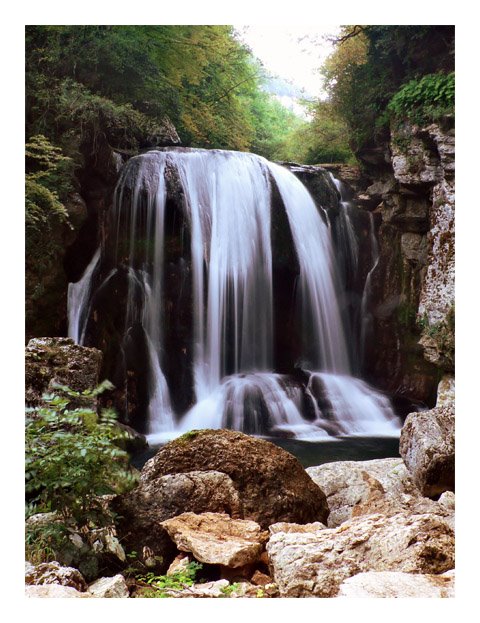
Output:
[
  {"xmin": 267, "ymin": 512, "xmax": 454, "ymax": 597},
  {"xmin": 306, "ymin": 458, "xmax": 453, "ymax": 527},
  {"xmin": 140, "ymin": 430, "xmax": 329, "ymax": 529},
  {"xmin": 337, "ymin": 570, "xmax": 455, "ymax": 598},
  {"xmin": 400, "ymin": 404, "xmax": 455, "ymax": 497},
  {"xmin": 161, "ymin": 512, "xmax": 268, "ymax": 568},
  {"xmin": 25, "ymin": 337, "xmax": 103, "ymax": 407},
  {"xmin": 111, "ymin": 470, "xmax": 244, "ymax": 571}
]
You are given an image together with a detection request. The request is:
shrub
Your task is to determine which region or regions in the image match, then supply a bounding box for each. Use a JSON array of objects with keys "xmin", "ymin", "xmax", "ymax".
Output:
[
  {"xmin": 25, "ymin": 381, "xmax": 138, "ymax": 527},
  {"xmin": 135, "ymin": 562, "xmax": 203, "ymax": 598},
  {"xmin": 387, "ymin": 72, "xmax": 455, "ymax": 125}
]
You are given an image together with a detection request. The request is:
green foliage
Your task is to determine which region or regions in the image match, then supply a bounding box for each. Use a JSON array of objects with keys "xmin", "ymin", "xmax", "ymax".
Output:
[
  {"xmin": 387, "ymin": 73, "xmax": 455, "ymax": 125},
  {"xmin": 322, "ymin": 26, "xmax": 455, "ymax": 152},
  {"xmin": 278, "ymin": 101, "xmax": 354, "ymax": 164},
  {"xmin": 25, "ymin": 520, "xmax": 69, "ymax": 565},
  {"xmin": 25, "ymin": 134, "xmax": 72, "ymax": 233},
  {"xmin": 25, "ymin": 381, "xmax": 138, "ymax": 527},
  {"xmin": 219, "ymin": 583, "xmax": 240, "ymax": 597},
  {"xmin": 136, "ymin": 562, "xmax": 203, "ymax": 598}
]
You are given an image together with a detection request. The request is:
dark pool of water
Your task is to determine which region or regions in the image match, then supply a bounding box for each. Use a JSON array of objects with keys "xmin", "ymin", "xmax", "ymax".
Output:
[{"xmin": 132, "ymin": 435, "xmax": 400, "ymax": 470}]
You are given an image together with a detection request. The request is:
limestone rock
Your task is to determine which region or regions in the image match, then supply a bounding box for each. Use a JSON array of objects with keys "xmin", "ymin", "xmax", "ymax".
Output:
[
  {"xmin": 166, "ymin": 553, "xmax": 193, "ymax": 576},
  {"xmin": 400, "ymin": 405, "xmax": 455, "ymax": 497},
  {"xmin": 306, "ymin": 458, "xmax": 450, "ymax": 527},
  {"xmin": 141, "ymin": 429, "xmax": 329, "ymax": 529},
  {"xmin": 436, "ymin": 374, "xmax": 455, "ymax": 407},
  {"xmin": 161, "ymin": 512, "xmax": 268, "ymax": 568},
  {"xmin": 25, "ymin": 337, "xmax": 103, "ymax": 408},
  {"xmin": 267, "ymin": 512, "xmax": 454, "ymax": 597},
  {"xmin": 111, "ymin": 470, "xmax": 243, "ymax": 571},
  {"xmin": 25, "ymin": 585, "xmax": 93, "ymax": 598},
  {"xmin": 269, "ymin": 522, "xmax": 327, "ymax": 534},
  {"xmin": 88, "ymin": 574, "xmax": 129, "ymax": 598},
  {"xmin": 337, "ymin": 570, "xmax": 455, "ymax": 598},
  {"xmin": 25, "ymin": 560, "xmax": 87, "ymax": 592}
]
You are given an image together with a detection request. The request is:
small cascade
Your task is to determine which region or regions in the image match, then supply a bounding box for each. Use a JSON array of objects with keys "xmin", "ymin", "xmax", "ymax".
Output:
[
  {"xmin": 68, "ymin": 147, "xmax": 401, "ymax": 443},
  {"xmin": 67, "ymin": 247, "xmax": 101, "ymax": 344},
  {"xmin": 178, "ymin": 372, "xmax": 330, "ymax": 441},
  {"xmin": 307, "ymin": 372, "xmax": 401, "ymax": 436}
]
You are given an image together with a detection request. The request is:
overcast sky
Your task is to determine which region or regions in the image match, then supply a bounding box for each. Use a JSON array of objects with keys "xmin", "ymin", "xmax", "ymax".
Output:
[{"xmin": 235, "ymin": 25, "xmax": 340, "ymax": 98}]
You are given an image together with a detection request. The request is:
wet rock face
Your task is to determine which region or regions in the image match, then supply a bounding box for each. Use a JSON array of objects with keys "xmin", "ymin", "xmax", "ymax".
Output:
[
  {"xmin": 25, "ymin": 337, "xmax": 103, "ymax": 407},
  {"xmin": 353, "ymin": 119, "xmax": 455, "ymax": 404},
  {"xmin": 141, "ymin": 429, "xmax": 330, "ymax": 529},
  {"xmin": 267, "ymin": 512, "xmax": 454, "ymax": 597},
  {"xmin": 400, "ymin": 404, "xmax": 455, "ymax": 498}
]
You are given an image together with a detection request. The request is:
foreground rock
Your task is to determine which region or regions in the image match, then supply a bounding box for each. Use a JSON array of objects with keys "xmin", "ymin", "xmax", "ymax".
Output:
[
  {"xmin": 112, "ymin": 470, "xmax": 243, "ymax": 570},
  {"xmin": 25, "ymin": 561, "xmax": 87, "ymax": 592},
  {"xmin": 400, "ymin": 404, "xmax": 455, "ymax": 497},
  {"xmin": 337, "ymin": 570, "xmax": 455, "ymax": 598},
  {"xmin": 141, "ymin": 429, "xmax": 329, "ymax": 529},
  {"xmin": 25, "ymin": 585, "xmax": 93, "ymax": 598},
  {"xmin": 88, "ymin": 574, "xmax": 129, "ymax": 598},
  {"xmin": 307, "ymin": 458, "xmax": 453, "ymax": 527},
  {"xmin": 267, "ymin": 512, "xmax": 454, "ymax": 597},
  {"xmin": 161, "ymin": 512, "xmax": 268, "ymax": 568},
  {"xmin": 25, "ymin": 337, "xmax": 103, "ymax": 408}
]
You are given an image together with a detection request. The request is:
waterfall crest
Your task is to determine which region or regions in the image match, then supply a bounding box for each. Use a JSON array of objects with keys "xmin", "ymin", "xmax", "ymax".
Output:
[{"xmin": 68, "ymin": 148, "xmax": 401, "ymax": 441}]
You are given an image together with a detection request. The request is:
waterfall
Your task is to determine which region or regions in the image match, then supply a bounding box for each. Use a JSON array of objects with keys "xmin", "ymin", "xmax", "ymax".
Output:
[
  {"xmin": 67, "ymin": 247, "xmax": 101, "ymax": 344},
  {"xmin": 68, "ymin": 148, "xmax": 401, "ymax": 441}
]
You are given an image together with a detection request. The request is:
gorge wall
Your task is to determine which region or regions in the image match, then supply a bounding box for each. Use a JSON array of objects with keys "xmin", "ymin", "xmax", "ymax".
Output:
[{"xmin": 327, "ymin": 117, "xmax": 455, "ymax": 408}]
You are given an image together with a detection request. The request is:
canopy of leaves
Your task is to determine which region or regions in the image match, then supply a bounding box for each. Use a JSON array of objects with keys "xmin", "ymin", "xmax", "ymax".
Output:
[
  {"xmin": 25, "ymin": 25, "xmax": 303, "ymax": 157},
  {"xmin": 322, "ymin": 25, "xmax": 455, "ymax": 152}
]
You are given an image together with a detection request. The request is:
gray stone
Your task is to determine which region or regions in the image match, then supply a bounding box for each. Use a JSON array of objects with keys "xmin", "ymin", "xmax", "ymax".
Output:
[
  {"xmin": 267, "ymin": 512, "xmax": 454, "ymax": 597},
  {"xmin": 337, "ymin": 570, "xmax": 455, "ymax": 598},
  {"xmin": 436, "ymin": 375, "xmax": 455, "ymax": 407},
  {"xmin": 400, "ymin": 405, "xmax": 455, "ymax": 497},
  {"xmin": 88, "ymin": 574, "xmax": 129, "ymax": 598},
  {"xmin": 25, "ymin": 560, "xmax": 87, "ymax": 592},
  {"xmin": 25, "ymin": 585, "xmax": 93, "ymax": 598},
  {"xmin": 306, "ymin": 458, "xmax": 450, "ymax": 527}
]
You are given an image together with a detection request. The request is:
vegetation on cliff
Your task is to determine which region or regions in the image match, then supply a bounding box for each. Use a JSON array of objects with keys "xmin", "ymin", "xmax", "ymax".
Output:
[{"xmin": 319, "ymin": 25, "xmax": 455, "ymax": 153}]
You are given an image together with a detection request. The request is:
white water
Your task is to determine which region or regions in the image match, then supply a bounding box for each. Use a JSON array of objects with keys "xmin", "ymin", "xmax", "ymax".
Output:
[
  {"xmin": 68, "ymin": 148, "xmax": 401, "ymax": 442},
  {"xmin": 307, "ymin": 372, "xmax": 400, "ymax": 437},
  {"xmin": 67, "ymin": 247, "xmax": 101, "ymax": 344}
]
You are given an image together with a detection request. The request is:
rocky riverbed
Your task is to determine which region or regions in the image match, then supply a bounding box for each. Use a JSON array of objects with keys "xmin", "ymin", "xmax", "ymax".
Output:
[{"xmin": 25, "ymin": 391, "xmax": 454, "ymax": 598}]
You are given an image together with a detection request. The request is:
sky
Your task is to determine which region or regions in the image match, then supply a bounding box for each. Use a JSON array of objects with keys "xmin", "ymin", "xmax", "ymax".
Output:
[{"xmin": 235, "ymin": 25, "xmax": 340, "ymax": 99}]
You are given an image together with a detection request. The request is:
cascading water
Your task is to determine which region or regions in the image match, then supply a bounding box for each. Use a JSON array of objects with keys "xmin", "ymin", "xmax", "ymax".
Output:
[
  {"xmin": 68, "ymin": 147, "xmax": 401, "ymax": 443},
  {"xmin": 67, "ymin": 247, "xmax": 101, "ymax": 344}
]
